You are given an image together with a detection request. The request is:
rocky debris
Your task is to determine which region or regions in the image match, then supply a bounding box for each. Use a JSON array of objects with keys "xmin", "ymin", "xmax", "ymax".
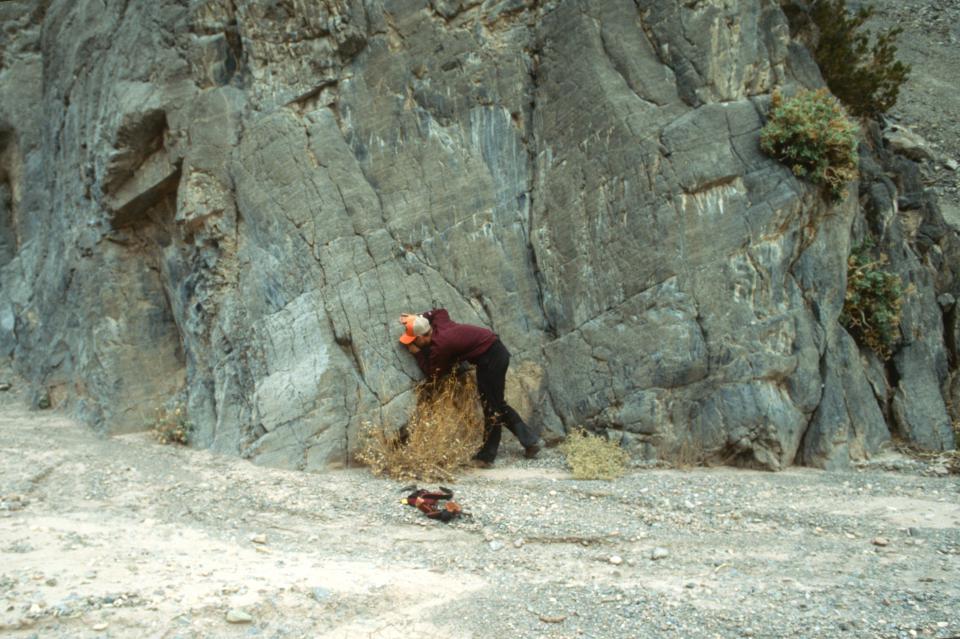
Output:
[
  {"xmin": 0, "ymin": 495, "xmax": 27, "ymax": 512},
  {"xmin": 884, "ymin": 124, "xmax": 937, "ymax": 162},
  {"xmin": 650, "ymin": 547, "xmax": 669, "ymax": 561},
  {"xmin": 856, "ymin": 448, "xmax": 960, "ymax": 477},
  {"xmin": 225, "ymin": 608, "xmax": 253, "ymax": 624},
  {"xmin": 311, "ymin": 587, "xmax": 332, "ymax": 603},
  {"xmin": 869, "ymin": 0, "xmax": 960, "ymax": 223},
  {"xmin": 2, "ymin": 591, "xmax": 150, "ymax": 625}
]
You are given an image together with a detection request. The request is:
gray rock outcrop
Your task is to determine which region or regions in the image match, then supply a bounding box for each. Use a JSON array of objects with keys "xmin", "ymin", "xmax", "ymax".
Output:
[{"xmin": 0, "ymin": 0, "xmax": 955, "ymax": 471}]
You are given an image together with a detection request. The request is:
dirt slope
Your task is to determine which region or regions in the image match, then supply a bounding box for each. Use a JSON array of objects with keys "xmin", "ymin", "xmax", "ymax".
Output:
[{"xmin": 868, "ymin": 0, "xmax": 960, "ymax": 226}]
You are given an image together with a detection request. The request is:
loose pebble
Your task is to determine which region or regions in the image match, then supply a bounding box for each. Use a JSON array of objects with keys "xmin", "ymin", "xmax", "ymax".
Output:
[{"xmin": 226, "ymin": 609, "xmax": 253, "ymax": 624}]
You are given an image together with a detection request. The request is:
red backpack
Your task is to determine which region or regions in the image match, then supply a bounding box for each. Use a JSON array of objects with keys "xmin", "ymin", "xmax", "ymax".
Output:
[{"xmin": 401, "ymin": 486, "xmax": 466, "ymax": 522}]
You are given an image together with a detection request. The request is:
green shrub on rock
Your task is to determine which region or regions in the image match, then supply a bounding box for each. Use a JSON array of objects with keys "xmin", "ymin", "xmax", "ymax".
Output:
[
  {"xmin": 151, "ymin": 403, "xmax": 193, "ymax": 445},
  {"xmin": 810, "ymin": 0, "xmax": 910, "ymax": 118},
  {"xmin": 840, "ymin": 241, "xmax": 905, "ymax": 360},
  {"xmin": 760, "ymin": 88, "xmax": 860, "ymax": 201}
]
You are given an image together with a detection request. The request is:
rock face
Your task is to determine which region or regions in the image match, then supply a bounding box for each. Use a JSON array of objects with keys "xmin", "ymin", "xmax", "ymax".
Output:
[{"xmin": 0, "ymin": 0, "xmax": 955, "ymax": 470}]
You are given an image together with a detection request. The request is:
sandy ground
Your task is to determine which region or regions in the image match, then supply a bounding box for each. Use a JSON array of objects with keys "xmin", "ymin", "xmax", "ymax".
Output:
[
  {"xmin": 0, "ymin": 382, "xmax": 486, "ymax": 638},
  {"xmin": 1, "ymin": 374, "xmax": 959, "ymax": 639}
]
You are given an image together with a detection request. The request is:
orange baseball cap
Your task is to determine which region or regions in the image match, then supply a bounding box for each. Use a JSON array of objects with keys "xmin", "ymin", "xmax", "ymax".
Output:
[{"xmin": 399, "ymin": 315, "xmax": 431, "ymax": 344}]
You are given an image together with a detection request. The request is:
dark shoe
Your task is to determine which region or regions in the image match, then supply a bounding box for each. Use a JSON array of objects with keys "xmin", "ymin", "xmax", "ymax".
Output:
[
  {"xmin": 470, "ymin": 459, "xmax": 493, "ymax": 469},
  {"xmin": 524, "ymin": 444, "xmax": 540, "ymax": 459}
]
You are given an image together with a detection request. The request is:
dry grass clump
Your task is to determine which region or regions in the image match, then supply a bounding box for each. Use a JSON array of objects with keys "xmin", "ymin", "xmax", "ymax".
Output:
[
  {"xmin": 355, "ymin": 373, "xmax": 484, "ymax": 482},
  {"xmin": 560, "ymin": 428, "xmax": 629, "ymax": 480},
  {"xmin": 670, "ymin": 437, "xmax": 708, "ymax": 469}
]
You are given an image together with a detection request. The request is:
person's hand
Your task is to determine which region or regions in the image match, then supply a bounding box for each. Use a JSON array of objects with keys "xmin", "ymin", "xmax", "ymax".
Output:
[
  {"xmin": 406, "ymin": 343, "xmax": 420, "ymax": 354},
  {"xmin": 399, "ymin": 313, "xmax": 414, "ymax": 325}
]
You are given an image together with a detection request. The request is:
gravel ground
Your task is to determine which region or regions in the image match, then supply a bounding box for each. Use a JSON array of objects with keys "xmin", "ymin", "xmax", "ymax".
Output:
[{"xmin": 1, "ymin": 363, "xmax": 958, "ymax": 639}]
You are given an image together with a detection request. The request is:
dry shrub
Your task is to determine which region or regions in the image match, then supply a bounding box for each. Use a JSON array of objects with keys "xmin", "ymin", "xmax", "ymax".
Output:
[
  {"xmin": 560, "ymin": 428, "xmax": 629, "ymax": 480},
  {"xmin": 355, "ymin": 373, "xmax": 484, "ymax": 482},
  {"xmin": 671, "ymin": 437, "xmax": 707, "ymax": 469},
  {"xmin": 150, "ymin": 403, "xmax": 192, "ymax": 445}
]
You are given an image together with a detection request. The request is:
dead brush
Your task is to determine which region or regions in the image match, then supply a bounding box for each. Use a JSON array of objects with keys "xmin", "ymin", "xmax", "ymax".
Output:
[
  {"xmin": 670, "ymin": 436, "xmax": 708, "ymax": 469},
  {"xmin": 150, "ymin": 403, "xmax": 192, "ymax": 445},
  {"xmin": 560, "ymin": 428, "xmax": 629, "ymax": 480},
  {"xmin": 355, "ymin": 372, "xmax": 484, "ymax": 482}
]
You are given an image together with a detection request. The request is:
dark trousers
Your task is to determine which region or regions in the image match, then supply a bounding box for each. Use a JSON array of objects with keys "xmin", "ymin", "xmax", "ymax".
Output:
[{"xmin": 473, "ymin": 340, "xmax": 537, "ymax": 462}]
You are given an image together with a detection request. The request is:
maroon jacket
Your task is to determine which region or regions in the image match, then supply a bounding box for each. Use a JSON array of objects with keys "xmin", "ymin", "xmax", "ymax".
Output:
[{"xmin": 412, "ymin": 308, "xmax": 498, "ymax": 379}]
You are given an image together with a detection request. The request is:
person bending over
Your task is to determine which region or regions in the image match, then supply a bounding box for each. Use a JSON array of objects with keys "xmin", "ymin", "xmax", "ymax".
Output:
[{"xmin": 398, "ymin": 309, "xmax": 540, "ymax": 467}]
